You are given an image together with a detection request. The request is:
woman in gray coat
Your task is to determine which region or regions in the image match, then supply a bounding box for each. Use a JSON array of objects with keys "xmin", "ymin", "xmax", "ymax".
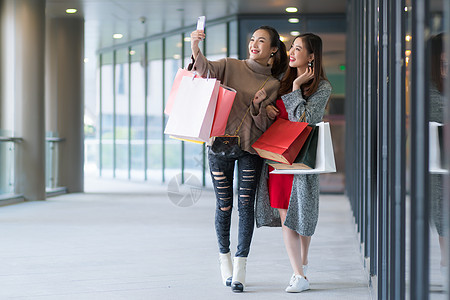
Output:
[{"xmin": 255, "ymin": 33, "xmax": 332, "ymax": 293}]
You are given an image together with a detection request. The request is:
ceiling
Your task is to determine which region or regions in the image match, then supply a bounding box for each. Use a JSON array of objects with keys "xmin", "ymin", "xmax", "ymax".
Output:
[
  {"xmin": 45, "ymin": 0, "xmax": 348, "ymax": 90},
  {"xmin": 46, "ymin": 0, "xmax": 347, "ymax": 49}
]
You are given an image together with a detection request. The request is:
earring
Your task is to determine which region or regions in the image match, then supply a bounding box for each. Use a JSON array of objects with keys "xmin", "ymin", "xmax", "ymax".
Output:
[
  {"xmin": 270, "ymin": 53, "xmax": 275, "ymax": 57},
  {"xmin": 308, "ymin": 61, "xmax": 313, "ymax": 67}
]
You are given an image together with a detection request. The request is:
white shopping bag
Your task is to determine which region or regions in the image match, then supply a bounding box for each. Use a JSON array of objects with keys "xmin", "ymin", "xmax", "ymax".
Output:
[
  {"xmin": 269, "ymin": 122, "xmax": 336, "ymax": 174},
  {"xmin": 164, "ymin": 76, "xmax": 220, "ymax": 143},
  {"xmin": 429, "ymin": 122, "xmax": 448, "ymax": 174},
  {"xmin": 164, "ymin": 68, "xmax": 198, "ymax": 115}
]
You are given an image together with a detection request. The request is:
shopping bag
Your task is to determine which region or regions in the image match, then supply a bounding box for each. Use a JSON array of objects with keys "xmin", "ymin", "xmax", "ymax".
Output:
[
  {"xmin": 210, "ymin": 85, "xmax": 237, "ymax": 137},
  {"xmin": 164, "ymin": 69, "xmax": 198, "ymax": 115},
  {"xmin": 165, "ymin": 68, "xmax": 235, "ymax": 140},
  {"xmin": 269, "ymin": 122, "xmax": 336, "ymax": 174},
  {"xmin": 169, "ymin": 136, "xmax": 205, "ymax": 144},
  {"xmin": 252, "ymin": 118, "xmax": 312, "ymax": 164},
  {"xmin": 164, "ymin": 76, "xmax": 220, "ymax": 143},
  {"xmin": 429, "ymin": 122, "xmax": 448, "ymax": 174},
  {"xmin": 290, "ymin": 125, "xmax": 319, "ymax": 169}
]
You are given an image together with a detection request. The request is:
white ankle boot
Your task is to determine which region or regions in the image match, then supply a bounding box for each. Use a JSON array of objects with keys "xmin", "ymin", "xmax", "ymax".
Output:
[
  {"xmin": 231, "ymin": 257, "xmax": 247, "ymax": 292},
  {"xmin": 219, "ymin": 252, "xmax": 233, "ymax": 286}
]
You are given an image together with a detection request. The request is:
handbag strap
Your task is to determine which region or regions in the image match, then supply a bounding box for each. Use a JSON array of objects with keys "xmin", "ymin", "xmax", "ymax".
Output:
[
  {"xmin": 299, "ymin": 110, "xmax": 306, "ymax": 122},
  {"xmin": 233, "ymin": 76, "xmax": 270, "ymax": 136}
]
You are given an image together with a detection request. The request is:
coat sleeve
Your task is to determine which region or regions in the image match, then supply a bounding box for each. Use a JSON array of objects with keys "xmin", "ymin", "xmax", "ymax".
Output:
[
  {"xmin": 188, "ymin": 51, "xmax": 227, "ymax": 82},
  {"xmin": 255, "ymin": 162, "xmax": 282, "ymax": 228},
  {"xmin": 282, "ymin": 80, "xmax": 332, "ymax": 124}
]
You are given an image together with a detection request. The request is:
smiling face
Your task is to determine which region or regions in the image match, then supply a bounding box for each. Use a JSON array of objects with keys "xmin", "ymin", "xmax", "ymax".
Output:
[
  {"xmin": 248, "ymin": 29, "xmax": 277, "ymax": 64},
  {"xmin": 288, "ymin": 37, "xmax": 314, "ymax": 69}
]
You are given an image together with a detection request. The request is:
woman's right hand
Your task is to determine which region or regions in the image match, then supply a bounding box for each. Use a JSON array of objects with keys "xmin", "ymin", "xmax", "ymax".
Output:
[
  {"xmin": 266, "ymin": 104, "xmax": 280, "ymax": 120},
  {"xmin": 292, "ymin": 67, "xmax": 314, "ymax": 91},
  {"xmin": 191, "ymin": 30, "xmax": 205, "ymax": 59}
]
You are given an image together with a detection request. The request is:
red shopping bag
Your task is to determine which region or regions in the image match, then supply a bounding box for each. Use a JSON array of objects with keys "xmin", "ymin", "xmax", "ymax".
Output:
[
  {"xmin": 252, "ymin": 118, "xmax": 312, "ymax": 165},
  {"xmin": 210, "ymin": 85, "xmax": 236, "ymax": 137},
  {"xmin": 164, "ymin": 69, "xmax": 198, "ymax": 115}
]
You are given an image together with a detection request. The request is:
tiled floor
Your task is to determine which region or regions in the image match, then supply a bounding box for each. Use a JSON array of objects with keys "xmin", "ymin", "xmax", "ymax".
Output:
[{"xmin": 1, "ymin": 177, "xmax": 370, "ymax": 300}]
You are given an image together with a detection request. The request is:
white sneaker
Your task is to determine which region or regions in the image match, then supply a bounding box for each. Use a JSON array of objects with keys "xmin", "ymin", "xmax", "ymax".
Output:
[
  {"xmin": 289, "ymin": 273, "xmax": 295, "ymax": 285},
  {"xmin": 285, "ymin": 275, "xmax": 310, "ymax": 293},
  {"xmin": 289, "ymin": 266, "xmax": 308, "ymax": 285}
]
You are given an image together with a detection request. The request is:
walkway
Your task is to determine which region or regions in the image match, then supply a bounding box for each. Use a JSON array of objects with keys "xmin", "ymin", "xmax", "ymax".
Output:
[{"xmin": 1, "ymin": 177, "xmax": 370, "ymax": 299}]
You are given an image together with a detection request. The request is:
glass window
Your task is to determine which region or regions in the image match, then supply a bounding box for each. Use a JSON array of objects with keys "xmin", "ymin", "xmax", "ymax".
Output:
[
  {"xmin": 0, "ymin": 130, "xmax": 15, "ymax": 195},
  {"xmin": 147, "ymin": 40, "xmax": 163, "ymax": 182},
  {"xmin": 115, "ymin": 49, "xmax": 130, "ymax": 178},
  {"xmin": 182, "ymin": 30, "xmax": 206, "ymax": 183},
  {"xmin": 164, "ymin": 35, "xmax": 182, "ymax": 181},
  {"xmin": 100, "ymin": 52, "xmax": 114, "ymax": 177},
  {"xmin": 229, "ymin": 21, "xmax": 238, "ymax": 58},
  {"xmin": 184, "ymin": 31, "xmax": 195, "ymax": 69},
  {"xmin": 206, "ymin": 23, "xmax": 227, "ymax": 61},
  {"xmin": 130, "ymin": 45, "xmax": 146, "ymax": 180},
  {"xmin": 84, "ymin": 51, "xmax": 99, "ymax": 177}
]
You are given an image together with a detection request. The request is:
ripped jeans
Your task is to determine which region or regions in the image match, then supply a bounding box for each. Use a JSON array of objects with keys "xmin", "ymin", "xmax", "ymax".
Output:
[{"xmin": 208, "ymin": 148, "xmax": 263, "ymax": 257}]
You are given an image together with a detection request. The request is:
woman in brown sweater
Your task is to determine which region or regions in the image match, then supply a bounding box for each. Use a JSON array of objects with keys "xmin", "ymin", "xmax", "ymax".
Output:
[{"xmin": 190, "ymin": 25, "xmax": 288, "ymax": 292}]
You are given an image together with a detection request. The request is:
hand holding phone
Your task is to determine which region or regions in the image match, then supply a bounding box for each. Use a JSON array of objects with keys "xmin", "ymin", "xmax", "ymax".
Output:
[{"xmin": 197, "ymin": 16, "xmax": 206, "ymax": 31}]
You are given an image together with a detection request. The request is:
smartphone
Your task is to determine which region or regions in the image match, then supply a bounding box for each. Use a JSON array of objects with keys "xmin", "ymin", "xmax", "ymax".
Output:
[{"xmin": 196, "ymin": 16, "xmax": 206, "ymax": 30}]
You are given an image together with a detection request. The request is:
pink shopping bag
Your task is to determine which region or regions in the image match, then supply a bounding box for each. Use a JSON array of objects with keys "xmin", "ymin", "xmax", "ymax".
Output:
[{"xmin": 210, "ymin": 85, "xmax": 237, "ymax": 137}]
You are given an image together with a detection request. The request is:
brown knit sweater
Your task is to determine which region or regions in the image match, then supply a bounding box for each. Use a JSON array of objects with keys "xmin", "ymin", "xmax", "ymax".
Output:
[{"xmin": 189, "ymin": 51, "xmax": 280, "ymax": 154}]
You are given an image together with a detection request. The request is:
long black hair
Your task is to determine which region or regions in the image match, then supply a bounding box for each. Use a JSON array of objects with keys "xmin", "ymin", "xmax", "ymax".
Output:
[{"xmin": 254, "ymin": 26, "xmax": 288, "ymax": 78}]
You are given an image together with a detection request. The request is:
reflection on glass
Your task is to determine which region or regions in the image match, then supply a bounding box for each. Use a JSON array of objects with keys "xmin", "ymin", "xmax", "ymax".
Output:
[
  {"xmin": 115, "ymin": 49, "xmax": 130, "ymax": 178},
  {"xmin": 429, "ymin": 31, "xmax": 448, "ymax": 294}
]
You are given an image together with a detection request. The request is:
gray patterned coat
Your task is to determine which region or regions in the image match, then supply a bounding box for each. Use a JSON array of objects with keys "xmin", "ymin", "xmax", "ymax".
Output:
[{"xmin": 255, "ymin": 80, "xmax": 332, "ymax": 236}]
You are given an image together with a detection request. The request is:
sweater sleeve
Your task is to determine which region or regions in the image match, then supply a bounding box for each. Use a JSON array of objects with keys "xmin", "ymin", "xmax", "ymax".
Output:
[
  {"xmin": 188, "ymin": 51, "xmax": 227, "ymax": 81},
  {"xmin": 282, "ymin": 80, "xmax": 332, "ymax": 124},
  {"xmin": 250, "ymin": 86, "xmax": 278, "ymax": 131}
]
